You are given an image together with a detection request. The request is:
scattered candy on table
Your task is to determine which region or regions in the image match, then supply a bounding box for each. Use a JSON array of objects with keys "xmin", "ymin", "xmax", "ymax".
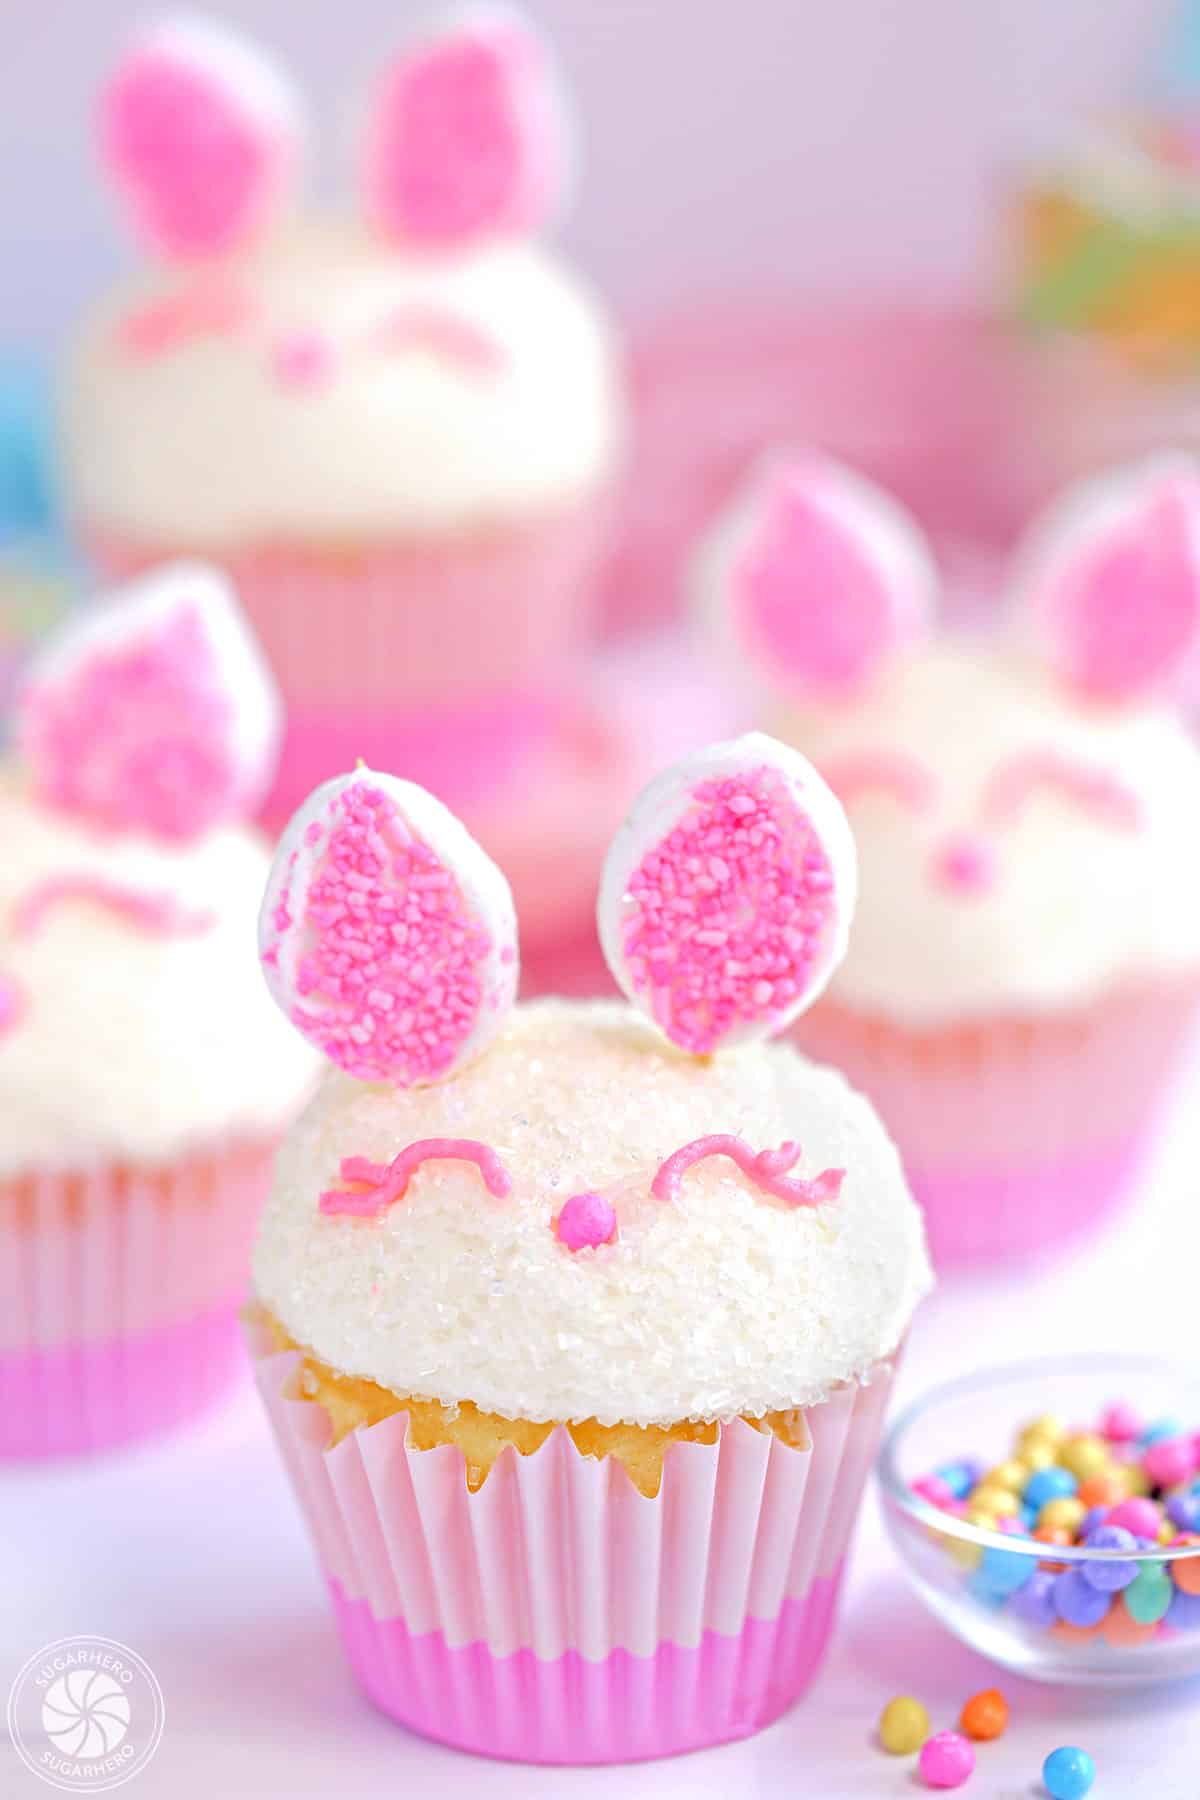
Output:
[
  {"xmin": 1042, "ymin": 1744, "xmax": 1096, "ymax": 1799},
  {"xmin": 910, "ymin": 1397, "xmax": 1200, "ymax": 1655},
  {"xmin": 959, "ymin": 1687, "xmax": 1008, "ymax": 1740},
  {"xmin": 918, "ymin": 1729, "xmax": 975, "ymax": 1788},
  {"xmin": 878, "ymin": 1694, "xmax": 929, "ymax": 1754}
]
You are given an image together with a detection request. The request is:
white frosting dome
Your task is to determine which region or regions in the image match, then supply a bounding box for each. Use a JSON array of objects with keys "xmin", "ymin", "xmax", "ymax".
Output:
[
  {"xmin": 252, "ymin": 999, "xmax": 930, "ymax": 1428},
  {"xmin": 780, "ymin": 642, "xmax": 1200, "ymax": 1024},
  {"xmin": 61, "ymin": 224, "xmax": 623, "ymax": 542},
  {"xmin": 0, "ymin": 774, "xmax": 318, "ymax": 1173}
]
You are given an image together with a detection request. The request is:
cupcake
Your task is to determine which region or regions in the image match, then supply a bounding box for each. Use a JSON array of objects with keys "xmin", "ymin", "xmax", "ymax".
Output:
[
  {"xmin": 247, "ymin": 733, "xmax": 930, "ymax": 1762},
  {"xmin": 697, "ymin": 450, "xmax": 1200, "ymax": 1266},
  {"xmin": 0, "ymin": 564, "xmax": 316, "ymax": 1457},
  {"xmin": 60, "ymin": 8, "xmax": 624, "ymax": 829}
]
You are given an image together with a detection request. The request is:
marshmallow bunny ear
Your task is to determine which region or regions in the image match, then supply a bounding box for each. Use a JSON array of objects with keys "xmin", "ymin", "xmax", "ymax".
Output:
[
  {"xmin": 259, "ymin": 769, "xmax": 519, "ymax": 1086},
  {"xmin": 1013, "ymin": 456, "xmax": 1200, "ymax": 704},
  {"xmin": 698, "ymin": 454, "xmax": 937, "ymax": 699},
  {"xmin": 361, "ymin": 6, "xmax": 570, "ymax": 248},
  {"xmin": 99, "ymin": 14, "xmax": 303, "ymax": 258},
  {"xmin": 598, "ymin": 733, "xmax": 857, "ymax": 1056},
  {"xmin": 16, "ymin": 563, "xmax": 280, "ymax": 843}
]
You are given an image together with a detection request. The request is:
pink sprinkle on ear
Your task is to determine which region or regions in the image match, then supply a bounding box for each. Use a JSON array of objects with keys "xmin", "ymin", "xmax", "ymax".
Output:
[
  {"xmin": 16, "ymin": 566, "xmax": 280, "ymax": 842},
  {"xmin": 717, "ymin": 460, "xmax": 936, "ymax": 697},
  {"xmin": 100, "ymin": 21, "xmax": 301, "ymax": 258},
  {"xmin": 651, "ymin": 1135, "xmax": 844, "ymax": 1208},
  {"xmin": 11, "ymin": 877, "xmax": 214, "ymax": 940},
  {"xmin": 363, "ymin": 15, "xmax": 566, "ymax": 247},
  {"xmin": 1031, "ymin": 472, "xmax": 1200, "ymax": 702},
  {"xmin": 555, "ymin": 1191, "xmax": 617, "ymax": 1251},
  {"xmin": 259, "ymin": 770, "xmax": 519, "ymax": 1085},
  {"xmin": 118, "ymin": 285, "xmax": 257, "ymax": 355},
  {"xmin": 319, "ymin": 1138, "xmax": 512, "ymax": 1217}
]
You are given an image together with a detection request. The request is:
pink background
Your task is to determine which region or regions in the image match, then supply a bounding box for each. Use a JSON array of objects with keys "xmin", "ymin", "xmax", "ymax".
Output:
[{"xmin": 0, "ymin": 0, "xmax": 1179, "ymax": 344}]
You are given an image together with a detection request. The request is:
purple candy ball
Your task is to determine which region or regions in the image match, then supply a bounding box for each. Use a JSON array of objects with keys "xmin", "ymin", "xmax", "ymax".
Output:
[
  {"xmin": 1009, "ymin": 1568, "xmax": 1058, "ymax": 1630},
  {"xmin": 1054, "ymin": 1567, "xmax": 1111, "ymax": 1629},
  {"xmin": 1167, "ymin": 1493, "xmax": 1200, "ymax": 1533},
  {"xmin": 1080, "ymin": 1524, "xmax": 1139, "ymax": 1592},
  {"xmin": 1166, "ymin": 1588, "xmax": 1200, "ymax": 1632}
]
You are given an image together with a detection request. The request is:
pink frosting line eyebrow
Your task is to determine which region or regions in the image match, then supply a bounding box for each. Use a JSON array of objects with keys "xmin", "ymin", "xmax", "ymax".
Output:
[
  {"xmin": 0, "ymin": 974, "xmax": 24, "ymax": 1037},
  {"xmin": 982, "ymin": 751, "xmax": 1143, "ymax": 831},
  {"xmin": 319, "ymin": 1138, "xmax": 513, "ymax": 1218},
  {"xmin": 118, "ymin": 286, "xmax": 259, "ymax": 356},
  {"xmin": 10, "ymin": 877, "xmax": 216, "ymax": 940},
  {"xmin": 371, "ymin": 306, "xmax": 506, "ymax": 373},
  {"xmin": 650, "ymin": 1135, "xmax": 845, "ymax": 1209},
  {"xmin": 819, "ymin": 750, "xmax": 937, "ymax": 811}
]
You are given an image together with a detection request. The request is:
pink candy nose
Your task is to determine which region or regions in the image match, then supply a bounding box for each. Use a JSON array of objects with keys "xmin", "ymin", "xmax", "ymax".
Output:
[{"xmin": 933, "ymin": 834, "xmax": 995, "ymax": 897}]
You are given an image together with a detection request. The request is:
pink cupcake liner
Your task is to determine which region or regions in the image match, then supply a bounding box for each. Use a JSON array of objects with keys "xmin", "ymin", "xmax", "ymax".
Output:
[
  {"xmin": 87, "ymin": 495, "xmax": 614, "ymax": 713},
  {"xmin": 793, "ymin": 976, "xmax": 1200, "ymax": 1268},
  {"xmin": 250, "ymin": 1328, "xmax": 896, "ymax": 1764},
  {"xmin": 0, "ymin": 1141, "xmax": 278, "ymax": 1458}
]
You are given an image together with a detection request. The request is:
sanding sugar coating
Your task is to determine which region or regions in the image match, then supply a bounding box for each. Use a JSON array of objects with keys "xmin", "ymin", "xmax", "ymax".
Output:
[
  {"xmin": 16, "ymin": 561, "xmax": 281, "ymax": 843},
  {"xmin": 252, "ymin": 999, "xmax": 931, "ymax": 1426},
  {"xmin": 598, "ymin": 734, "xmax": 857, "ymax": 1053},
  {"xmin": 259, "ymin": 767, "xmax": 519, "ymax": 1086}
]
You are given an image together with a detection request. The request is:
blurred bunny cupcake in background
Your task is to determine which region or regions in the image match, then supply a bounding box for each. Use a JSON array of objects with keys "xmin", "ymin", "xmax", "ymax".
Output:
[
  {"xmin": 60, "ymin": 8, "xmax": 624, "ymax": 839},
  {"xmin": 697, "ymin": 451, "xmax": 1200, "ymax": 1267},
  {"xmin": 0, "ymin": 565, "xmax": 316, "ymax": 1458},
  {"xmin": 248, "ymin": 733, "xmax": 930, "ymax": 1762}
]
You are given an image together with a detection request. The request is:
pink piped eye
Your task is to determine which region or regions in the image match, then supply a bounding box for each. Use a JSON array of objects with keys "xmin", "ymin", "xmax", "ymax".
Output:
[
  {"xmin": 821, "ymin": 750, "xmax": 937, "ymax": 813},
  {"xmin": 983, "ymin": 751, "xmax": 1142, "ymax": 833},
  {"xmin": 99, "ymin": 16, "xmax": 303, "ymax": 258},
  {"xmin": 259, "ymin": 767, "xmax": 519, "ymax": 1086},
  {"xmin": 707, "ymin": 455, "xmax": 937, "ymax": 698},
  {"xmin": 15, "ymin": 563, "xmax": 281, "ymax": 843},
  {"xmin": 597, "ymin": 733, "xmax": 857, "ymax": 1055},
  {"xmin": 1016, "ymin": 457, "xmax": 1200, "ymax": 703},
  {"xmin": 362, "ymin": 10, "xmax": 569, "ymax": 248}
]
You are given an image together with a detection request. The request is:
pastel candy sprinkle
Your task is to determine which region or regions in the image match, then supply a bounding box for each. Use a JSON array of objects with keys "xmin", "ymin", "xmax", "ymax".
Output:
[
  {"xmin": 597, "ymin": 734, "xmax": 856, "ymax": 1054},
  {"xmin": 16, "ymin": 563, "xmax": 280, "ymax": 843},
  {"xmin": 555, "ymin": 1192, "xmax": 617, "ymax": 1252},
  {"xmin": 1078, "ymin": 1524, "xmax": 1139, "ymax": 1592},
  {"xmin": 1143, "ymin": 1436, "xmax": 1196, "ymax": 1489},
  {"xmin": 259, "ymin": 768, "xmax": 518, "ymax": 1086},
  {"xmin": 1123, "ymin": 1561, "xmax": 1172, "ymax": 1624},
  {"xmin": 100, "ymin": 15, "xmax": 302, "ymax": 258},
  {"xmin": 1100, "ymin": 1401, "xmax": 1141, "ymax": 1442},
  {"xmin": 363, "ymin": 11, "xmax": 568, "ymax": 248},
  {"xmin": 1053, "ymin": 1568, "xmax": 1110, "ymax": 1629}
]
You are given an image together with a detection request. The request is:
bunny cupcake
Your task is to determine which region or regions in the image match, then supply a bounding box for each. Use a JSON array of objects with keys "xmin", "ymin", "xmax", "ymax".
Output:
[
  {"xmin": 0, "ymin": 565, "xmax": 316, "ymax": 1456},
  {"xmin": 247, "ymin": 734, "xmax": 931, "ymax": 1762},
  {"xmin": 697, "ymin": 452, "xmax": 1200, "ymax": 1266},
  {"xmin": 60, "ymin": 8, "xmax": 624, "ymax": 830}
]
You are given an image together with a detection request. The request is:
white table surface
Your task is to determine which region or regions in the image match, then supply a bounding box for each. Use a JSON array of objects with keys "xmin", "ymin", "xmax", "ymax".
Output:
[{"xmin": 4, "ymin": 1079, "xmax": 1200, "ymax": 1800}]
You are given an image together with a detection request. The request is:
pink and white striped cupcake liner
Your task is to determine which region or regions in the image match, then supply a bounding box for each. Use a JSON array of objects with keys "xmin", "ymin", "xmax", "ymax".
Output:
[{"xmin": 250, "ymin": 1325, "xmax": 896, "ymax": 1764}]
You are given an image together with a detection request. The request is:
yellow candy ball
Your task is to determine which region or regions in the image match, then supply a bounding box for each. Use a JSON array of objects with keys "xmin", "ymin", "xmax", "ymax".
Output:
[
  {"xmin": 1038, "ymin": 1496, "xmax": 1086, "ymax": 1534},
  {"xmin": 1121, "ymin": 1464, "xmax": 1151, "ymax": 1497},
  {"xmin": 1159, "ymin": 1520, "xmax": 1177, "ymax": 1546},
  {"xmin": 946, "ymin": 1535, "xmax": 985, "ymax": 1569},
  {"xmin": 1016, "ymin": 1436, "xmax": 1059, "ymax": 1472},
  {"xmin": 984, "ymin": 1460, "xmax": 1028, "ymax": 1494},
  {"xmin": 1022, "ymin": 1413, "xmax": 1065, "ymax": 1444},
  {"xmin": 969, "ymin": 1484, "xmax": 1020, "ymax": 1517},
  {"xmin": 1058, "ymin": 1434, "xmax": 1110, "ymax": 1482},
  {"xmin": 879, "ymin": 1695, "xmax": 930, "ymax": 1755}
]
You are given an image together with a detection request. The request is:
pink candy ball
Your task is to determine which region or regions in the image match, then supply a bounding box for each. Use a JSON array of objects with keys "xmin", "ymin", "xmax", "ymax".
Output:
[
  {"xmin": 1144, "ymin": 1437, "xmax": 1197, "ymax": 1490},
  {"xmin": 1107, "ymin": 1498, "xmax": 1162, "ymax": 1538},
  {"xmin": 555, "ymin": 1192, "xmax": 616, "ymax": 1252},
  {"xmin": 913, "ymin": 1475, "xmax": 956, "ymax": 1509},
  {"xmin": 1100, "ymin": 1402, "xmax": 1141, "ymax": 1443},
  {"xmin": 919, "ymin": 1730, "xmax": 976, "ymax": 1789}
]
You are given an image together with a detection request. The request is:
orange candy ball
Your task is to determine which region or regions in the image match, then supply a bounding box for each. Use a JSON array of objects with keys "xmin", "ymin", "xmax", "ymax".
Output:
[
  {"xmin": 1077, "ymin": 1471, "xmax": 1128, "ymax": 1509},
  {"xmin": 1173, "ymin": 1536, "xmax": 1200, "ymax": 1596},
  {"xmin": 959, "ymin": 1688, "xmax": 1009, "ymax": 1740}
]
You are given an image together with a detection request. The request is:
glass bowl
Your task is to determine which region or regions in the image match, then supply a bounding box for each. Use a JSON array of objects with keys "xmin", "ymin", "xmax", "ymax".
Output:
[{"xmin": 877, "ymin": 1355, "xmax": 1200, "ymax": 1687}]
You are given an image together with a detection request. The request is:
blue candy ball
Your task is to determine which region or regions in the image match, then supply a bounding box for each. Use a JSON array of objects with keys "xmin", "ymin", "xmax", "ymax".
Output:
[
  {"xmin": 1079, "ymin": 1524, "xmax": 1139, "ymax": 1592},
  {"xmin": 978, "ymin": 1543, "xmax": 1034, "ymax": 1597},
  {"xmin": 1139, "ymin": 1417, "xmax": 1182, "ymax": 1448},
  {"xmin": 1025, "ymin": 1467, "xmax": 1078, "ymax": 1510},
  {"xmin": 1043, "ymin": 1746, "xmax": 1095, "ymax": 1799},
  {"xmin": 1009, "ymin": 1567, "xmax": 1057, "ymax": 1629},
  {"xmin": 934, "ymin": 1460, "xmax": 975, "ymax": 1500},
  {"xmin": 1053, "ymin": 1567, "xmax": 1110, "ymax": 1629}
]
